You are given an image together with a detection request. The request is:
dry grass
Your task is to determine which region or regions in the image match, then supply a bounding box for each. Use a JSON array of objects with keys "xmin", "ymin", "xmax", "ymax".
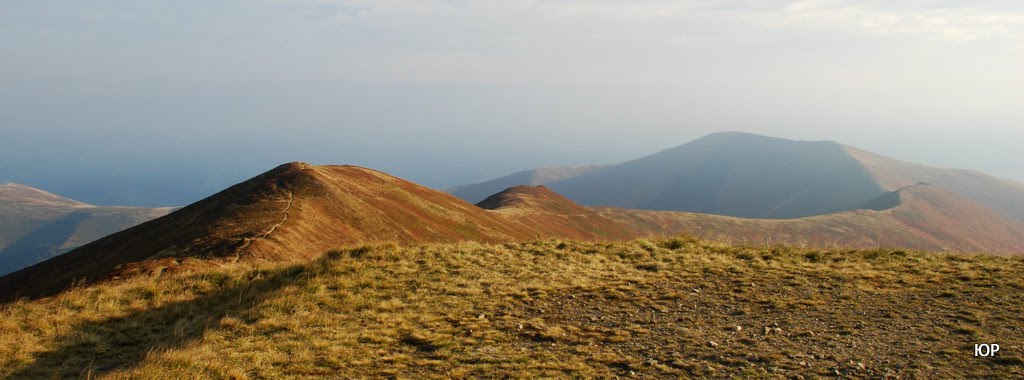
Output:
[{"xmin": 1, "ymin": 237, "xmax": 1022, "ymax": 378}]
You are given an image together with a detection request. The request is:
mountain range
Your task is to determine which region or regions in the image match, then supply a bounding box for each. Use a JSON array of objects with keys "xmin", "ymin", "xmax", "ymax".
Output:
[
  {"xmin": 0, "ymin": 183, "xmax": 172, "ymax": 276},
  {"xmin": 1, "ymin": 134, "xmax": 1022, "ymax": 378},
  {"xmin": 3, "ymin": 149, "xmax": 1024, "ymax": 300},
  {"xmin": 3, "ymin": 163, "xmax": 659, "ymax": 300},
  {"xmin": 451, "ymin": 132, "xmax": 1024, "ymax": 222}
]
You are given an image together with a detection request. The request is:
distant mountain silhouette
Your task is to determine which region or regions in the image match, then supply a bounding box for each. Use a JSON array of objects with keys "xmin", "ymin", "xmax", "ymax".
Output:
[
  {"xmin": 0, "ymin": 183, "xmax": 173, "ymax": 275},
  {"xmin": 507, "ymin": 132, "xmax": 887, "ymax": 218},
  {"xmin": 451, "ymin": 132, "xmax": 1024, "ymax": 222}
]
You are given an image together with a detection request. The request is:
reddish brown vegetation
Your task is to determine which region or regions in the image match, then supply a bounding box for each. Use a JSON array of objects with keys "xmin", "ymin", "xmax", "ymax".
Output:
[
  {"xmin": 3, "ymin": 163, "xmax": 1023, "ymax": 302},
  {"xmin": 0, "ymin": 163, "xmax": 539, "ymax": 300},
  {"xmin": 477, "ymin": 185, "xmax": 637, "ymax": 240}
]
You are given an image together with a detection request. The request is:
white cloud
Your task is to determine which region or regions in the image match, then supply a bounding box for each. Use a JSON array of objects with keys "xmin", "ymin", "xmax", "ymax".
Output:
[{"xmin": 774, "ymin": 1, "xmax": 1024, "ymax": 42}]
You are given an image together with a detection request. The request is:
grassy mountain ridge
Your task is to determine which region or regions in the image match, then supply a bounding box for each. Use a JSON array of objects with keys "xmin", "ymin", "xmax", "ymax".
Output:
[
  {"xmin": 0, "ymin": 163, "xmax": 544, "ymax": 301},
  {"xmin": 1, "ymin": 238, "xmax": 1021, "ymax": 378},
  {"xmin": 3, "ymin": 162, "xmax": 1023, "ymax": 377},
  {"xmin": 5, "ymin": 162, "xmax": 1024, "ymax": 302},
  {"xmin": 476, "ymin": 185, "xmax": 638, "ymax": 240},
  {"xmin": 844, "ymin": 146, "xmax": 1024, "ymax": 222}
]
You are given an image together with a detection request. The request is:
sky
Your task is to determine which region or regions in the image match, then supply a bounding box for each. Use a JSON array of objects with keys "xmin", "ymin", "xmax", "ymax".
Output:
[{"xmin": 1, "ymin": 0, "xmax": 1022, "ymax": 206}]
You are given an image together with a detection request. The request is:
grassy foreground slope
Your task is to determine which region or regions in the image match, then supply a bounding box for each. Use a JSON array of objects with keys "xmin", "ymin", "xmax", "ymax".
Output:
[{"xmin": 1, "ymin": 238, "xmax": 1021, "ymax": 378}]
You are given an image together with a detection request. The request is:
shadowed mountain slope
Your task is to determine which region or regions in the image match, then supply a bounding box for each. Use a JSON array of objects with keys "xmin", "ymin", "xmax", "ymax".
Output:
[
  {"xmin": 595, "ymin": 184, "xmax": 1024, "ymax": 254},
  {"xmin": 0, "ymin": 183, "xmax": 173, "ymax": 276},
  {"xmin": 448, "ymin": 165, "xmax": 603, "ymax": 204},
  {"xmin": 545, "ymin": 132, "xmax": 886, "ymax": 218}
]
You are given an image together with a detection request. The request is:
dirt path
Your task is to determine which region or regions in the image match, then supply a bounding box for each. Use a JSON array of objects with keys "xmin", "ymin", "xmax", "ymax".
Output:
[{"xmin": 234, "ymin": 190, "xmax": 294, "ymax": 261}]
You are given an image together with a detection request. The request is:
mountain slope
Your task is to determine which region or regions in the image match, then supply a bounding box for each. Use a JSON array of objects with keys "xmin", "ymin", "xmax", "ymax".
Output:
[
  {"xmin": 844, "ymin": 146, "xmax": 1024, "ymax": 222},
  {"xmin": 0, "ymin": 163, "xmax": 552, "ymax": 300},
  {"xmin": 595, "ymin": 184, "xmax": 1024, "ymax": 254},
  {"xmin": 0, "ymin": 183, "xmax": 87, "ymax": 209},
  {"xmin": 448, "ymin": 165, "xmax": 603, "ymax": 204},
  {"xmin": 0, "ymin": 183, "xmax": 173, "ymax": 275},
  {"xmin": 546, "ymin": 132, "xmax": 886, "ymax": 218},
  {"xmin": 6, "ymin": 161, "xmax": 1024, "ymax": 302},
  {"xmin": 476, "ymin": 185, "xmax": 638, "ymax": 240},
  {"xmin": 0, "ymin": 183, "xmax": 89, "ymax": 249}
]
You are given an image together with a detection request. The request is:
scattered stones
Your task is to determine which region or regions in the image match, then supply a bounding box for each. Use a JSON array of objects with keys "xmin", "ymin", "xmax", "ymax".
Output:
[
  {"xmin": 734, "ymin": 325, "xmax": 743, "ymax": 332},
  {"xmin": 708, "ymin": 341, "xmax": 719, "ymax": 348}
]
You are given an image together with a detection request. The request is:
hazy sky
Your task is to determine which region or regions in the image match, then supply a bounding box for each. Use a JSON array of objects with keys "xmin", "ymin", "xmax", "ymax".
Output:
[{"xmin": 2, "ymin": 0, "xmax": 1022, "ymax": 206}]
